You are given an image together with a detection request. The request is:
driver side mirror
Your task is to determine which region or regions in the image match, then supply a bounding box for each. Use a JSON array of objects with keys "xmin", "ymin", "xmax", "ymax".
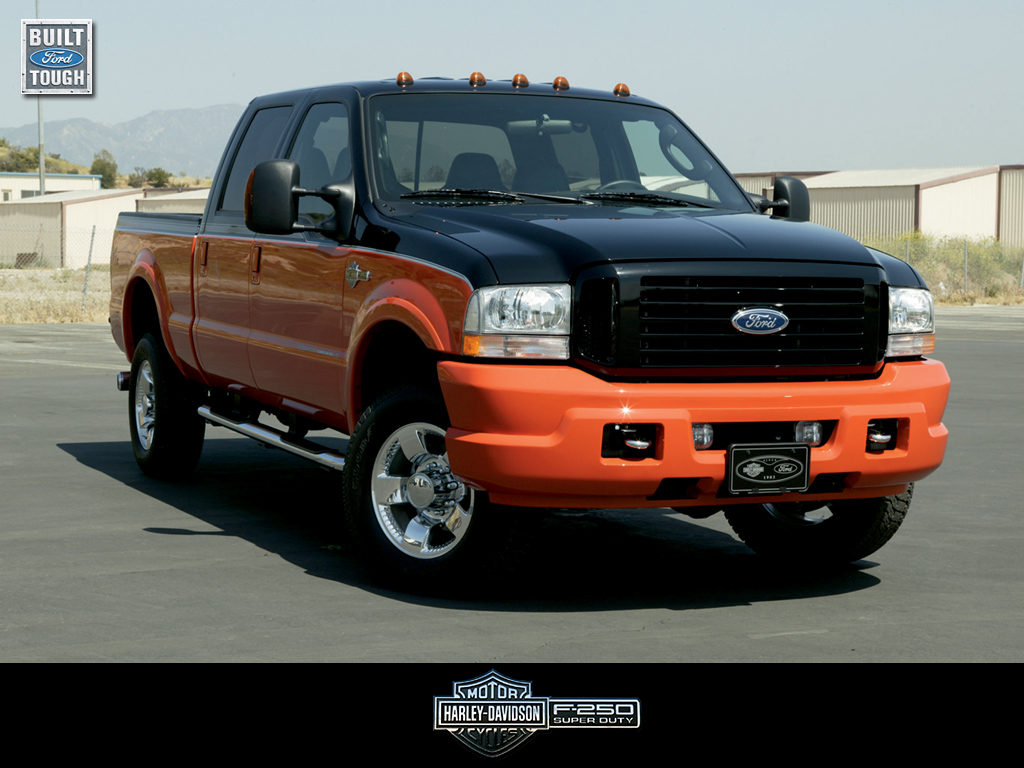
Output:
[{"xmin": 245, "ymin": 159, "xmax": 355, "ymax": 239}]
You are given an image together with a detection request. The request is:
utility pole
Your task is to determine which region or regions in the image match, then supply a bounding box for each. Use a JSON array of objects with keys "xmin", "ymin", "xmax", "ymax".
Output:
[{"xmin": 36, "ymin": 0, "xmax": 45, "ymax": 195}]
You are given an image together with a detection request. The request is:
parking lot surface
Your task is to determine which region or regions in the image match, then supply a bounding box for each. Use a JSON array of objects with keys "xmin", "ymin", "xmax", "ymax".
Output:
[{"xmin": 0, "ymin": 308, "xmax": 1021, "ymax": 662}]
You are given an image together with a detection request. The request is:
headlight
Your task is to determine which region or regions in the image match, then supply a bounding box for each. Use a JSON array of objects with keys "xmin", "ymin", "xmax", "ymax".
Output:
[
  {"xmin": 887, "ymin": 287, "xmax": 935, "ymax": 357},
  {"xmin": 463, "ymin": 284, "xmax": 571, "ymax": 359}
]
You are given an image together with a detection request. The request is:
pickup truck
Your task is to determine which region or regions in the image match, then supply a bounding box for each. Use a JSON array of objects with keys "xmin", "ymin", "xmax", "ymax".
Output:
[{"xmin": 110, "ymin": 72, "xmax": 949, "ymax": 583}]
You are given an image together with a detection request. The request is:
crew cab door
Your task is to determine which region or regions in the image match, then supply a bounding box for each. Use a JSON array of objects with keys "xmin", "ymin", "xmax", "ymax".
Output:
[
  {"xmin": 247, "ymin": 101, "xmax": 353, "ymax": 422},
  {"xmin": 194, "ymin": 104, "xmax": 293, "ymax": 392}
]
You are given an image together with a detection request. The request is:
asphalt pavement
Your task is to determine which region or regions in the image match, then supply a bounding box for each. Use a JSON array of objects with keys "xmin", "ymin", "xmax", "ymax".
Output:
[{"xmin": 0, "ymin": 309, "xmax": 1021, "ymax": 663}]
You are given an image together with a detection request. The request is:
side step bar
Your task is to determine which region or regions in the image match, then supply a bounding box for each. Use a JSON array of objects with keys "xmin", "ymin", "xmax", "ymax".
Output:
[{"xmin": 197, "ymin": 405, "xmax": 346, "ymax": 471}]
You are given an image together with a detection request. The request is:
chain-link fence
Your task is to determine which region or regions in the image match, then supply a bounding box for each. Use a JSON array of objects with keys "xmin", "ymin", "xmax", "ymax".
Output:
[
  {"xmin": 0, "ymin": 225, "xmax": 112, "ymax": 322},
  {"xmin": 863, "ymin": 235, "xmax": 1024, "ymax": 302}
]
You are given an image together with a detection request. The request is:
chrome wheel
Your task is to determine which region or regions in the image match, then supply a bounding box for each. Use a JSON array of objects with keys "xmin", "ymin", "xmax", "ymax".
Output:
[
  {"xmin": 370, "ymin": 421, "xmax": 473, "ymax": 560},
  {"xmin": 133, "ymin": 359, "xmax": 156, "ymax": 451}
]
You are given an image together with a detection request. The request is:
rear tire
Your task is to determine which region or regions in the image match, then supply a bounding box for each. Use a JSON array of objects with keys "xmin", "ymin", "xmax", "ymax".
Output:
[
  {"xmin": 724, "ymin": 485, "xmax": 913, "ymax": 566},
  {"xmin": 129, "ymin": 333, "xmax": 205, "ymax": 479}
]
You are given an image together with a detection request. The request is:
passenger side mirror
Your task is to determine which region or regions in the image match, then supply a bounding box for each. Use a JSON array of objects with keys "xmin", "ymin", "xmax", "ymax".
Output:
[{"xmin": 757, "ymin": 176, "xmax": 810, "ymax": 222}]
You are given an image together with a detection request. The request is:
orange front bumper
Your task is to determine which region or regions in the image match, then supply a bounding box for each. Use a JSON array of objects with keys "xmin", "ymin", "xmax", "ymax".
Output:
[{"xmin": 438, "ymin": 359, "xmax": 950, "ymax": 509}]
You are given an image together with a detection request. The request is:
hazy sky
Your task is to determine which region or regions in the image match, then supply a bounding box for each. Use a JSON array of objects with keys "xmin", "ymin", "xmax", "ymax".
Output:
[{"xmin": 4, "ymin": 0, "xmax": 1021, "ymax": 172}]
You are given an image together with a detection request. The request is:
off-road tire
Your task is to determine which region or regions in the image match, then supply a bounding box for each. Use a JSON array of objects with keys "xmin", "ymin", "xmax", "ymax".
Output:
[{"xmin": 724, "ymin": 485, "xmax": 913, "ymax": 566}]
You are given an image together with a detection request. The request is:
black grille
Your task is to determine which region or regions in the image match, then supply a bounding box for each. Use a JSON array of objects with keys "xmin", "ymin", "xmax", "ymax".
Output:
[
  {"xmin": 575, "ymin": 264, "xmax": 884, "ymax": 377},
  {"xmin": 638, "ymin": 275, "xmax": 876, "ymax": 369}
]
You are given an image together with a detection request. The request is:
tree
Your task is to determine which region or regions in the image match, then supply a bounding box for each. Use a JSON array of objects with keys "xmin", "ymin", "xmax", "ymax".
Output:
[
  {"xmin": 90, "ymin": 149, "xmax": 118, "ymax": 189},
  {"xmin": 127, "ymin": 167, "xmax": 149, "ymax": 188},
  {"xmin": 147, "ymin": 167, "xmax": 170, "ymax": 188}
]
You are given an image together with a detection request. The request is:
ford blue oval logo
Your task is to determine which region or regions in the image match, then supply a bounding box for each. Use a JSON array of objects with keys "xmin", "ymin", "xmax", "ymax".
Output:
[
  {"xmin": 29, "ymin": 48, "xmax": 84, "ymax": 68},
  {"xmin": 731, "ymin": 307, "xmax": 789, "ymax": 335}
]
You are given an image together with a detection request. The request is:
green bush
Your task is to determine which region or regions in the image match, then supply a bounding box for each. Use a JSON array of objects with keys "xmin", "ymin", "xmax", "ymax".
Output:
[{"xmin": 863, "ymin": 233, "xmax": 1024, "ymax": 303}]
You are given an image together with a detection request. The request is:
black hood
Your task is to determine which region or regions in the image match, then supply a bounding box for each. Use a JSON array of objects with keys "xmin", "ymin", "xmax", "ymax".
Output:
[{"xmin": 395, "ymin": 203, "xmax": 921, "ymax": 287}]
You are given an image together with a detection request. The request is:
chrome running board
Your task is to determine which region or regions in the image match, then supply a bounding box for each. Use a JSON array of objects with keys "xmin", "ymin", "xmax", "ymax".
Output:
[{"xmin": 198, "ymin": 405, "xmax": 346, "ymax": 471}]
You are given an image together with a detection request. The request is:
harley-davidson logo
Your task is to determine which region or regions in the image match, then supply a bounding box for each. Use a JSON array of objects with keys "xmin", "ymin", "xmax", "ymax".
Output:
[
  {"xmin": 434, "ymin": 670, "xmax": 639, "ymax": 757},
  {"xmin": 731, "ymin": 307, "xmax": 789, "ymax": 335}
]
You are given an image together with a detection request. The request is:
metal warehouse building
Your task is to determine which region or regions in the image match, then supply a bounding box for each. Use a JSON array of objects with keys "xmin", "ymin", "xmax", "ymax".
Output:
[{"xmin": 739, "ymin": 167, "xmax": 1024, "ymax": 247}]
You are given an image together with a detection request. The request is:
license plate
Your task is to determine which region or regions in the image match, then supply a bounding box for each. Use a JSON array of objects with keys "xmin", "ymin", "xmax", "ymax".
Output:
[{"xmin": 728, "ymin": 443, "xmax": 810, "ymax": 495}]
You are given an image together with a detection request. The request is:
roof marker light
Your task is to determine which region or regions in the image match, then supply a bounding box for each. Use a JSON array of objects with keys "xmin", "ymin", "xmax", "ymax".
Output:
[
  {"xmin": 469, "ymin": 71, "xmax": 487, "ymax": 87},
  {"xmin": 396, "ymin": 71, "xmax": 413, "ymax": 87},
  {"xmin": 613, "ymin": 82, "xmax": 631, "ymax": 97},
  {"xmin": 552, "ymin": 76, "xmax": 569, "ymax": 91},
  {"xmin": 512, "ymin": 73, "xmax": 530, "ymax": 88}
]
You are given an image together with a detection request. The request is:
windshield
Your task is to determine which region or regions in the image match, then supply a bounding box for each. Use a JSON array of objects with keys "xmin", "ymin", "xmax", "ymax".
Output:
[{"xmin": 368, "ymin": 92, "xmax": 751, "ymax": 210}]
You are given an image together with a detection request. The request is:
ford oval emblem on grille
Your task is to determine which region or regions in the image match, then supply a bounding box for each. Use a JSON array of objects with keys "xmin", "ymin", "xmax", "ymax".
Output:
[{"xmin": 731, "ymin": 307, "xmax": 789, "ymax": 335}]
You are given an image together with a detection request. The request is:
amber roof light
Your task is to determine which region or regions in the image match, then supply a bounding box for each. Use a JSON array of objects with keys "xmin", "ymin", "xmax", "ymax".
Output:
[
  {"xmin": 613, "ymin": 83, "xmax": 631, "ymax": 97},
  {"xmin": 469, "ymin": 71, "xmax": 487, "ymax": 87},
  {"xmin": 396, "ymin": 71, "xmax": 414, "ymax": 87},
  {"xmin": 552, "ymin": 76, "xmax": 569, "ymax": 91},
  {"xmin": 512, "ymin": 73, "xmax": 530, "ymax": 88}
]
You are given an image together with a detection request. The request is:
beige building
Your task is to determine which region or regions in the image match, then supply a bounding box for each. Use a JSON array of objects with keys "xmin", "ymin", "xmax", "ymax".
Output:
[
  {"xmin": 0, "ymin": 171, "xmax": 101, "ymax": 201},
  {"xmin": 0, "ymin": 188, "xmax": 144, "ymax": 268}
]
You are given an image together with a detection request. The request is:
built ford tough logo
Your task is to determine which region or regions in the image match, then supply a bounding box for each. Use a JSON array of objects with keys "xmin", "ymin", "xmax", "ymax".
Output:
[
  {"xmin": 434, "ymin": 670, "xmax": 639, "ymax": 757},
  {"xmin": 730, "ymin": 307, "xmax": 789, "ymax": 335},
  {"xmin": 21, "ymin": 19, "xmax": 93, "ymax": 95}
]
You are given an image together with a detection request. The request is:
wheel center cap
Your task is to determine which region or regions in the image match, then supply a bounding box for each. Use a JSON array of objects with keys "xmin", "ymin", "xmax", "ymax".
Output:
[{"xmin": 407, "ymin": 473, "xmax": 436, "ymax": 509}]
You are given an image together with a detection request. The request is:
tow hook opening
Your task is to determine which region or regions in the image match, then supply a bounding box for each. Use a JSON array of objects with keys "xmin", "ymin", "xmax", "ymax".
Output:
[
  {"xmin": 602, "ymin": 423, "xmax": 659, "ymax": 459},
  {"xmin": 867, "ymin": 418, "xmax": 898, "ymax": 452}
]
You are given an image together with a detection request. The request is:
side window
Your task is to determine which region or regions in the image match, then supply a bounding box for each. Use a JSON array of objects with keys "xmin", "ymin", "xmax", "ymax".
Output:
[
  {"xmin": 288, "ymin": 102, "xmax": 350, "ymax": 218},
  {"xmin": 219, "ymin": 105, "xmax": 292, "ymax": 212}
]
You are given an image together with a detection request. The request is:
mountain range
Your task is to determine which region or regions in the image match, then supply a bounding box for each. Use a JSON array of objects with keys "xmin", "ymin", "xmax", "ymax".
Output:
[{"xmin": 0, "ymin": 105, "xmax": 244, "ymax": 178}]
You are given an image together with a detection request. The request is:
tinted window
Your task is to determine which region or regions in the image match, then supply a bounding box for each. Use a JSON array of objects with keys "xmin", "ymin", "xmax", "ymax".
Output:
[
  {"xmin": 219, "ymin": 105, "xmax": 292, "ymax": 212},
  {"xmin": 288, "ymin": 102, "xmax": 350, "ymax": 218}
]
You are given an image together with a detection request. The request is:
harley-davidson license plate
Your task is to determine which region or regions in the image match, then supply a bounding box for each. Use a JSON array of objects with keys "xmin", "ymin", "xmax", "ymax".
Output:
[{"xmin": 728, "ymin": 444, "xmax": 810, "ymax": 495}]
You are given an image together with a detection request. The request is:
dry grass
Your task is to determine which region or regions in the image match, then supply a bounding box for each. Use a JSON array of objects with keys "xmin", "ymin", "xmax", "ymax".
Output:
[
  {"xmin": 0, "ymin": 267, "xmax": 109, "ymax": 323},
  {"xmin": 2, "ymin": 238, "xmax": 1023, "ymax": 324}
]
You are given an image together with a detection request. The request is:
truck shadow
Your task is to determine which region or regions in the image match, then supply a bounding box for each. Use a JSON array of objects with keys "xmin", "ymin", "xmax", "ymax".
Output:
[{"xmin": 60, "ymin": 437, "xmax": 882, "ymax": 610}]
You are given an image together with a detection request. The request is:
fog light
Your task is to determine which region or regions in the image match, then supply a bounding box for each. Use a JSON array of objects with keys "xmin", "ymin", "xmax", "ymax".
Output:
[
  {"xmin": 795, "ymin": 420, "xmax": 823, "ymax": 447},
  {"xmin": 692, "ymin": 423, "xmax": 714, "ymax": 450}
]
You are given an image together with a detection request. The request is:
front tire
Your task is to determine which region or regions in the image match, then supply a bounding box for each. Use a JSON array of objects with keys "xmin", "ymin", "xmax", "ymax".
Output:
[
  {"xmin": 344, "ymin": 386, "xmax": 485, "ymax": 585},
  {"xmin": 129, "ymin": 333, "xmax": 205, "ymax": 479},
  {"xmin": 724, "ymin": 486, "xmax": 913, "ymax": 566}
]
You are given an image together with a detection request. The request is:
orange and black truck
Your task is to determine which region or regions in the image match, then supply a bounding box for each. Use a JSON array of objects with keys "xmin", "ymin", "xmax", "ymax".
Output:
[{"xmin": 110, "ymin": 73, "xmax": 949, "ymax": 584}]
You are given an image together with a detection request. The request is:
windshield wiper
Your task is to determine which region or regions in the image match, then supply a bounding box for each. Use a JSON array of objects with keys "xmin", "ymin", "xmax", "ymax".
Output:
[
  {"xmin": 401, "ymin": 188, "xmax": 591, "ymax": 205},
  {"xmin": 579, "ymin": 191, "xmax": 716, "ymax": 208},
  {"xmin": 401, "ymin": 188, "xmax": 524, "ymax": 203}
]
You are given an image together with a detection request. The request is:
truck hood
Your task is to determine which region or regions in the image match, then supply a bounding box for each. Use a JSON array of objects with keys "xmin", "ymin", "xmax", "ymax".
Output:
[{"xmin": 398, "ymin": 203, "xmax": 914, "ymax": 285}]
